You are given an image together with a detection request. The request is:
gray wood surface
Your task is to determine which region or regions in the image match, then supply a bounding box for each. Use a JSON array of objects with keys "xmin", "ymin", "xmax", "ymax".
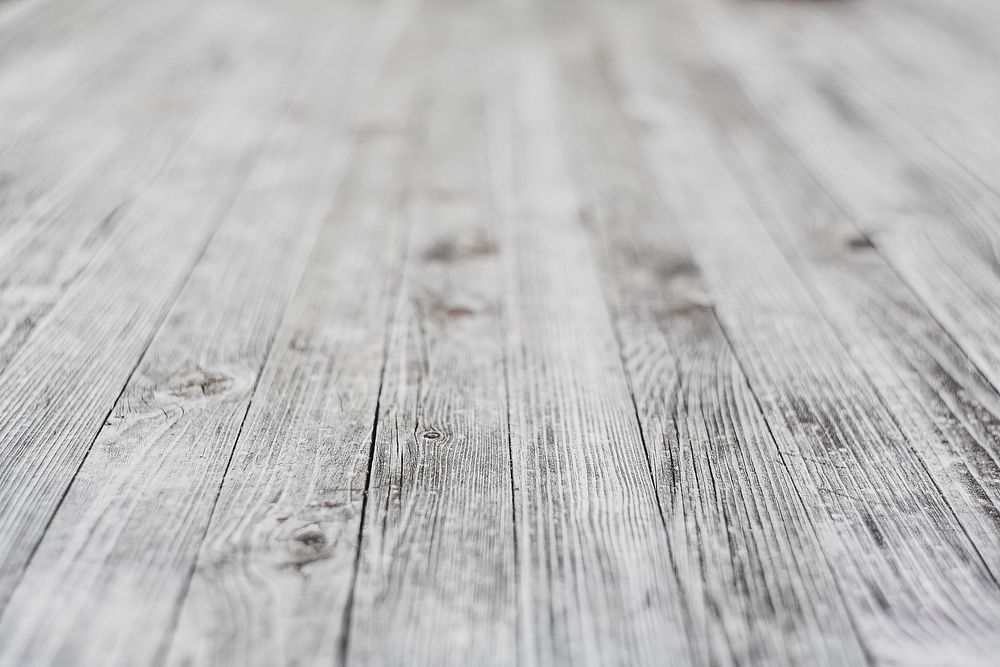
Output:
[
  {"xmin": 165, "ymin": 3, "xmax": 424, "ymax": 663},
  {"xmin": 3, "ymin": 0, "xmax": 1000, "ymax": 664},
  {"xmin": 347, "ymin": 8, "xmax": 516, "ymax": 664},
  {"xmin": 550, "ymin": 13, "xmax": 867, "ymax": 665}
]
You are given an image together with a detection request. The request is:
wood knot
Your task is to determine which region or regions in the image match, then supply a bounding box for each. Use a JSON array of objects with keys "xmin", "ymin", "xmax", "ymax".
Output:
[
  {"xmin": 844, "ymin": 232, "xmax": 875, "ymax": 250},
  {"xmin": 292, "ymin": 527, "xmax": 327, "ymax": 551},
  {"xmin": 168, "ymin": 370, "xmax": 233, "ymax": 399},
  {"xmin": 444, "ymin": 306, "xmax": 475, "ymax": 319},
  {"xmin": 422, "ymin": 429, "xmax": 444, "ymax": 441},
  {"xmin": 283, "ymin": 525, "xmax": 333, "ymax": 572},
  {"xmin": 289, "ymin": 331, "xmax": 310, "ymax": 352},
  {"xmin": 156, "ymin": 364, "xmax": 255, "ymax": 405},
  {"xmin": 423, "ymin": 237, "xmax": 497, "ymax": 263}
]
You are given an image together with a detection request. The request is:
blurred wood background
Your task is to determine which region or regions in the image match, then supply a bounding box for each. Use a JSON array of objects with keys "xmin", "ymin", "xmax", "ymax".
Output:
[{"xmin": 1, "ymin": 0, "xmax": 1000, "ymax": 663}]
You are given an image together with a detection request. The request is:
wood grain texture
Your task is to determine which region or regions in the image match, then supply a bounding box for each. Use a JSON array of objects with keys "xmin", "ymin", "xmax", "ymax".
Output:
[
  {"xmin": 0, "ymin": 0, "xmax": 334, "ymax": 614},
  {"xmin": 0, "ymin": 0, "xmax": 284, "ymax": 375},
  {"xmin": 163, "ymin": 3, "xmax": 426, "ymax": 663},
  {"xmin": 0, "ymin": 0, "xmax": 193, "ymax": 140},
  {"xmin": 592, "ymin": 1, "xmax": 1000, "ymax": 663},
  {"xmin": 0, "ymin": 3, "xmax": 398, "ymax": 665},
  {"xmin": 674, "ymin": 0, "xmax": 1000, "ymax": 577},
  {"xmin": 685, "ymin": 0, "xmax": 1000, "ymax": 404},
  {"xmin": 484, "ymin": 16, "xmax": 692, "ymax": 665},
  {"xmin": 346, "ymin": 7, "xmax": 516, "ymax": 665},
  {"xmin": 4, "ymin": 0, "xmax": 1000, "ymax": 663},
  {"xmin": 546, "ymin": 12, "xmax": 869, "ymax": 665}
]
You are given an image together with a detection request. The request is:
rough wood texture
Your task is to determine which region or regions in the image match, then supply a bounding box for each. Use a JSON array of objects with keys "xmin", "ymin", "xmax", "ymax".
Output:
[
  {"xmin": 0, "ymin": 3, "xmax": 386, "ymax": 664},
  {"xmin": 678, "ymin": 0, "xmax": 1000, "ymax": 578},
  {"xmin": 164, "ymin": 3, "xmax": 425, "ymax": 663},
  {"xmin": 347, "ymin": 8, "xmax": 516, "ymax": 664},
  {"xmin": 486, "ymin": 25, "xmax": 691, "ymax": 664},
  {"xmin": 591, "ymin": 4, "xmax": 1000, "ymax": 663},
  {"xmin": 0, "ymin": 0, "xmax": 333, "ymax": 613},
  {"xmin": 548, "ymin": 12, "xmax": 867, "ymax": 665},
  {"xmin": 3, "ymin": 0, "xmax": 1000, "ymax": 664},
  {"xmin": 0, "ymin": 0, "xmax": 282, "ymax": 374}
]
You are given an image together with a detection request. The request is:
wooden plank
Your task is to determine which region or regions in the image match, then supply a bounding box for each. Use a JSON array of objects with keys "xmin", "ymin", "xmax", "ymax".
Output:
[
  {"xmin": 671, "ymin": 0, "xmax": 1000, "ymax": 575},
  {"xmin": 673, "ymin": 0, "xmax": 1000, "ymax": 572},
  {"xmin": 345, "ymin": 7, "xmax": 516, "ymax": 664},
  {"xmin": 0, "ymin": 0, "xmax": 285, "ymax": 374},
  {"xmin": 0, "ymin": 0, "xmax": 196, "ymax": 141},
  {"xmin": 0, "ymin": 0, "xmax": 337, "ymax": 614},
  {"xmin": 483, "ymin": 18, "xmax": 692, "ymax": 665},
  {"xmin": 848, "ymin": 2, "xmax": 1000, "ymax": 130},
  {"xmin": 545, "ymin": 14, "xmax": 869, "ymax": 666},
  {"xmin": 0, "ymin": 4, "xmax": 408, "ymax": 665},
  {"xmin": 801, "ymin": 0, "xmax": 1000, "ymax": 389},
  {"xmin": 786, "ymin": 5, "xmax": 1000, "ymax": 407},
  {"xmin": 683, "ymin": 0, "xmax": 1000, "ymax": 408},
  {"xmin": 592, "ymin": 1, "xmax": 1000, "ymax": 662},
  {"xmin": 716, "ymin": 0, "xmax": 1000, "ymax": 227},
  {"xmin": 4, "ymin": 0, "xmax": 1000, "ymax": 661},
  {"xmin": 0, "ymin": 0, "xmax": 272, "ymax": 232},
  {"xmin": 162, "ymin": 3, "xmax": 428, "ymax": 664}
]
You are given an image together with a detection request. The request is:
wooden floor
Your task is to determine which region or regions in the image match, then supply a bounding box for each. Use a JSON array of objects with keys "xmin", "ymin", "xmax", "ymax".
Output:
[{"xmin": 4, "ymin": 0, "xmax": 1000, "ymax": 664}]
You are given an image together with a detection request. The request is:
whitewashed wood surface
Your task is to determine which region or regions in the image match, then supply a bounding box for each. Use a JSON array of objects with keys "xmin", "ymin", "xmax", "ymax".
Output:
[{"xmin": 1, "ymin": 0, "xmax": 999, "ymax": 664}]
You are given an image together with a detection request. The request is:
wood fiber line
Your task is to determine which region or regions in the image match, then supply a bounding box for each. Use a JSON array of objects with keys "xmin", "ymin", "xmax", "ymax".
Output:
[
  {"xmin": 0, "ymin": 0, "xmax": 338, "ymax": 619},
  {"xmin": 0, "ymin": 0, "xmax": 203, "ymax": 143},
  {"xmin": 672, "ymin": 0, "xmax": 1000, "ymax": 590},
  {"xmin": 686, "ymin": 0, "xmax": 1000, "ymax": 406},
  {"xmin": 3, "ymin": 0, "xmax": 1000, "ymax": 663},
  {"xmin": 544, "ymin": 10, "xmax": 869, "ymax": 665},
  {"xmin": 727, "ymin": 0, "xmax": 1000, "ymax": 270},
  {"xmin": 0, "ymin": 0, "xmax": 288, "ymax": 375},
  {"xmin": 347, "ymin": 6, "xmax": 516, "ymax": 666},
  {"xmin": 675, "ymin": 0, "xmax": 1000, "ymax": 576},
  {"xmin": 484, "ymin": 9, "xmax": 692, "ymax": 663},
  {"xmin": 163, "ymin": 3, "xmax": 430, "ymax": 664},
  {"xmin": 0, "ymin": 2, "xmax": 407, "ymax": 665},
  {"xmin": 590, "ymin": 1, "xmax": 1000, "ymax": 663}
]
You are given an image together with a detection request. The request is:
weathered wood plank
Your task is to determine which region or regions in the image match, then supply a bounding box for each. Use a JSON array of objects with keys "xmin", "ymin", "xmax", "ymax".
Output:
[
  {"xmin": 712, "ymin": 0, "xmax": 1000, "ymax": 235},
  {"xmin": 0, "ymin": 0, "xmax": 284, "ymax": 375},
  {"xmin": 346, "ymin": 7, "xmax": 516, "ymax": 665},
  {"xmin": 0, "ymin": 0, "xmax": 336, "ymax": 615},
  {"xmin": 675, "ymin": 0, "xmax": 1000, "ymax": 574},
  {"xmin": 0, "ymin": 0, "xmax": 196, "ymax": 141},
  {"xmin": 677, "ymin": 0, "xmax": 1000, "ymax": 578},
  {"xmin": 545, "ymin": 12, "xmax": 869, "ymax": 665},
  {"xmin": 0, "ymin": 4, "xmax": 404, "ymax": 666},
  {"xmin": 2, "ymin": 0, "xmax": 1000, "ymax": 662},
  {"xmin": 800, "ymin": 7, "xmax": 1000, "ymax": 407},
  {"xmin": 162, "ymin": 3, "xmax": 428, "ymax": 664},
  {"xmin": 483, "ymin": 16, "xmax": 692, "ymax": 665},
  {"xmin": 685, "ymin": 0, "xmax": 1000, "ymax": 408},
  {"xmin": 593, "ymin": 1, "xmax": 1000, "ymax": 662}
]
